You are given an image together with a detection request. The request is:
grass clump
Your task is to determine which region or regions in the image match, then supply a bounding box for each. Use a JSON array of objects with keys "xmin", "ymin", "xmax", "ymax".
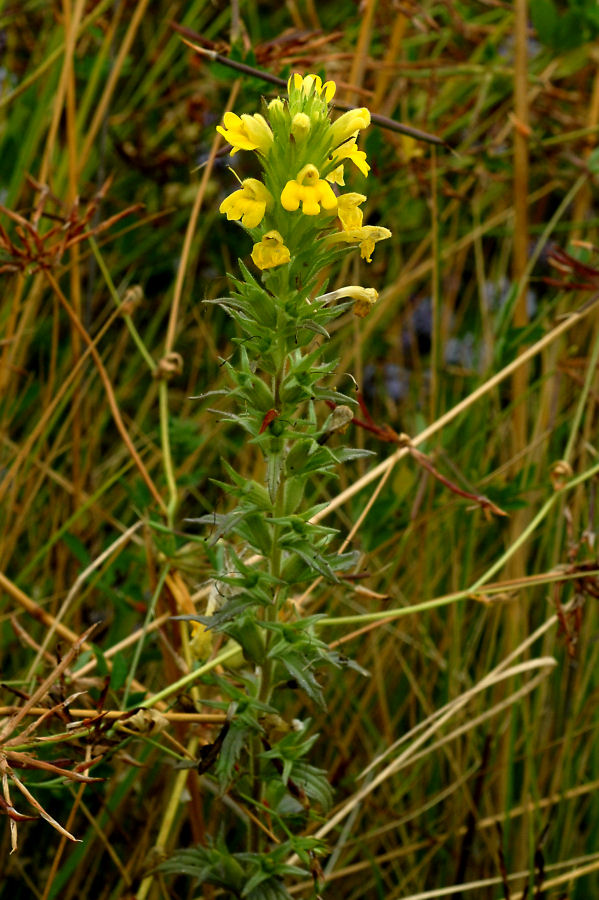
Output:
[{"xmin": 2, "ymin": 2, "xmax": 599, "ymax": 898}]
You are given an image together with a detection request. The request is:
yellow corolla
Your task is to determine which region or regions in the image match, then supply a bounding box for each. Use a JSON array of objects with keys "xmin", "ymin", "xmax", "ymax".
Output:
[
  {"xmin": 329, "ymin": 108, "xmax": 371, "ymax": 147},
  {"xmin": 327, "ymin": 225, "xmax": 392, "ymax": 263},
  {"xmin": 325, "ymin": 164, "xmax": 345, "ymax": 186},
  {"xmin": 280, "ymin": 164, "xmax": 338, "ymax": 216},
  {"xmin": 219, "ymin": 179, "xmax": 273, "ymax": 229},
  {"xmin": 216, "ymin": 111, "xmax": 273, "ymax": 155},
  {"xmin": 331, "ymin": 137, "xmax": 370, "ymax": 177},
  {"xmin": 251, "ymin": 231, "xmax": 291, "ymax": 270},
  {"xmin": 190, "ymin": 621, "xmax": 212, "ymax": 661},
  {"xmin": 287, "ymin": 73, "xmax": 336, "ymax": 102},
  {"xmin": 316, "ymin": 284, "xmax": 378, "ymax": 317},
  {"xmin": 337, "ymin": 193, "xmax": 367, "ymax": 231}
]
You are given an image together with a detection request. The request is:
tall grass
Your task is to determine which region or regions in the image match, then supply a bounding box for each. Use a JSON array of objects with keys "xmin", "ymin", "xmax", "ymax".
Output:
[{"xmin": 2, "ymin": 1, "xmax": 599, "ymax": 897}]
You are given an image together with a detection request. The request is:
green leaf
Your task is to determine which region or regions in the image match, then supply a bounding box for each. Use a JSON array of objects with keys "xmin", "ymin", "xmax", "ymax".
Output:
[
  {"xmin": 270, "ymin": 649, "xmax": 325, "ymax": 708},
  {"xmin": 61, "ymin": 531, "xmax": 90, "ymax": 566},
  {"xmin": 91, "ymin": 644, "xmax": 108, "ymax": 677},
  {"xmin": 110, "ymin": 652, "xmax": 128, "ymax": 692},
  {"xmin": 530, "ymin": 0, "xmax": 558, "ymax": 45},
  {"xmin": 216, "ymin": 720, "xmax": 252, "ymax": 791},
  {"xmin": 588, "ymin": 147, "xmax": 599, "ymax": 175}
]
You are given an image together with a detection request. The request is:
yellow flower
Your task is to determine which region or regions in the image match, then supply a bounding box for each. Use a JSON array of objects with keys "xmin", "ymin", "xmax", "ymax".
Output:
[
  {"xmin": 281, "ymin": 164, "xmax": 338, "ymax": 216},
  {"xmin": 327, "ymin": 225, "xmax": 392, "ymax": 262},
  {"xmin": 287, "ymin": 73, "xmax": 336, "ymax": 102},
  {"xmin": 219, "ymin": 178, "xmax": 273, "ymax": 229},
  {"xmin": 190, "ymin": 622, "xmax": 213, "ymax": 661},
  {"xmin": 331, "ymin": 137, "xmax": 370, "ymax": 177},
  {"xmin": 251, "ymin": 231, "xmax": 291, "ymax": 270},
  {"xmin": 329, "ymin": 107, "xmax": 371, "ymax": 147},
  {"xmin": 400, "ymin": 135, "xmax": 424, "ymax": 162},
  {"xmin": 317, "ymin": 284, "xmax": 378, "ymax": 317},
  {"xmin": 337, "ymin": 192, "xmax": 366, "ymax": 230},
  {"xmin": 216, "ymin": 111, "xmax": 273, "ymax": 155}
]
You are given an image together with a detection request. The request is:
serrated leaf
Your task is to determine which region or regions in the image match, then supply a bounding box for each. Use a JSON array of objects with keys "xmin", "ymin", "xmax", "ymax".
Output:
[
  {"xmin": 290, "ymin": 761, "xmax": 333, "ymax": 810},
  {"xmin": 270, "ymin": 650, "xmax": 325, "ymax": 708},
  {"xmin": 215, "ymin": 721, "xmax": 251, "ymax": 791},
  {"xmin": 299, "ymin": 320, "xmax": 330, "ymax": 338}
]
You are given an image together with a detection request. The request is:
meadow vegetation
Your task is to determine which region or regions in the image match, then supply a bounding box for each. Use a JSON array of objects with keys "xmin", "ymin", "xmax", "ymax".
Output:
[{"xmin": 2, "ymin": 1, "xmax": 599, "ymax": 898}]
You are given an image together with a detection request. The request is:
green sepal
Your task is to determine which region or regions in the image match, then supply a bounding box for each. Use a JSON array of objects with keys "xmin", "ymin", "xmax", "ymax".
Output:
[
  {"xmin": 219, "ymin": 613, "xmax": 266, "ymax": 666},
  {"xmin": 283, "ymin": 475, "xmax": 304, "ymax": 514},
  {"xmin": 233, "ymin": 512, "xmax": 272, "ymax": 556}
]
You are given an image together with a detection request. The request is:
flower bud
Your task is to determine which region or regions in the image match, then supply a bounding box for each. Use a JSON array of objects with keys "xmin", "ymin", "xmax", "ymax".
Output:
[
  {"xmin": 337, "ymin": 193, "xmax": 367, "ymax": 230},
  {"xmin": 291, "ymin": 112, "xmax": 311, "ymax": 140},
  {"xmin": 329, "ymin": 107, "xmax": 371, "ymax": 147},
  {"xmin": 251, "ymin": 230, "xmax": 291, "ymax": 270},
  {"xmin": 268, "ymin": 97, "xmax": 284, "ymax": 115}
]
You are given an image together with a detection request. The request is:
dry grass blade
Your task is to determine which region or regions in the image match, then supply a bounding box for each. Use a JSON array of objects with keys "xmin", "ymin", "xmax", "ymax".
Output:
[{"xmin": 0, "ymin": 623, "xmax": 97, "ymax": 742}]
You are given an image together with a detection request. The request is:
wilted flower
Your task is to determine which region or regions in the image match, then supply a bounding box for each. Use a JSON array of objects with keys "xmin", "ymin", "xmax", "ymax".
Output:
[{"xmin": 316, "ymin": 284, "xmax": 378, "ymax": 317}]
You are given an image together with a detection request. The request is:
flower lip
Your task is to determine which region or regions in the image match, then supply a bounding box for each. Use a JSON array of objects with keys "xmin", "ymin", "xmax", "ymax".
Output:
[
  {"xmin": 219, "ymin": 178, "xmax": 273, "ymax": 229},
  {"xmin": 330, "ymin": 137, "xmax": 370, "ymax": 178},
  {"xmin": 280, "ymin": 164, "xmax": 338, "ymax": 216}
]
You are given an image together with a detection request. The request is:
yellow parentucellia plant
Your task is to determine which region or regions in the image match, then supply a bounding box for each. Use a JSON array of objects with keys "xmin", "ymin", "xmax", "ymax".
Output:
[{"xmin": 168, "ymin": 72, "xmax": 396, "ymax": 896}]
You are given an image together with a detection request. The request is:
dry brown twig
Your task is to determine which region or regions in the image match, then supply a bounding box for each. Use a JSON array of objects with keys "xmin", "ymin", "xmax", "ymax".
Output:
[
  {"xmin": 0, "ymin": 176, "xmax": 142, "ymax": 275},
  {"xmin": 0, "ymin": 625, "xmax": 104, "ymax": 853},
  {"xmin": 326, "ymin": 394, "xmax": 508, "ymax": 520}
]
